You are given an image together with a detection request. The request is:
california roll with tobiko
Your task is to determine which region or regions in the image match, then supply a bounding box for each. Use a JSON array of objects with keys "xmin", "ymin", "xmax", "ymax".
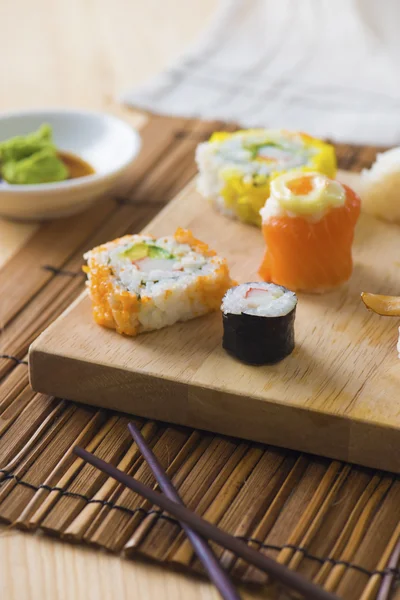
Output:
[
  {"xmin": 83, "ymin": 228, "xmax": 233, "ymax": 336},
  {"xmin": 196, "ymin": 129, "xmax": 336, "ymax": 226}
]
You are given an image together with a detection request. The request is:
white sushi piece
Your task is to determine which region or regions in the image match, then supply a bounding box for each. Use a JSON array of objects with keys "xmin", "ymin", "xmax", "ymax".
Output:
[
  {"xmin": 361, "ymin": 147, "xmax": 400, "ymax": 223},
  {"xmin": 221, "ymin": 282, "xmax": 297, "ymax": 317},
  {"xmin": 84, "ymin": 228, "xmax": 233, "ymax": 336}
]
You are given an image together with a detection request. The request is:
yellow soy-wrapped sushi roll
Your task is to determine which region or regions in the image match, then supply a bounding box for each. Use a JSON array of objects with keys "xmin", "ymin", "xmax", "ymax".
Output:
[{"xmin": 196, "ymin": 129, "xmax": 336, "ymax": 226}]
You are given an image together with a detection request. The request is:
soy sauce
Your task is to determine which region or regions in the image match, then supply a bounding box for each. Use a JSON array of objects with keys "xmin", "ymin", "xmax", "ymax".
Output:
[{"xmin": 57, "ymin": 151, "xmax": 95, "ymax": 179}]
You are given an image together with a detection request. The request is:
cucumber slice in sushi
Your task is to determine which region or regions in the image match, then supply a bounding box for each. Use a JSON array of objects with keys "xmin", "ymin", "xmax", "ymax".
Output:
[
  {"xmin": 84, "ymin": 229, "xmax": 233, "ymax": 336},
  {"xmin": 196, "ymin": 129, "xmax": 337, "ymax": 226},
  {"xmin": 121, "ymin": 243, "xmax": 174, "ymax": 261}
]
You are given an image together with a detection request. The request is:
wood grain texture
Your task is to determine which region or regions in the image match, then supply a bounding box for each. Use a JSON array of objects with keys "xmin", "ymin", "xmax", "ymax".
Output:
[
  {"xmin": 0, "ymin": 528, "xmax": 269, "ymax": 600},
  {"xmin": 29, "ymin": 170, "xmax": 400, "ymax": 472}
]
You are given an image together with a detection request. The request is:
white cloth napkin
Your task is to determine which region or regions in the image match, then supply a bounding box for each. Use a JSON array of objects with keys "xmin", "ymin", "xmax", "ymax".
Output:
[{"xmin": 122, "ymin": 0, "xmax": 400, "ymax": 145}]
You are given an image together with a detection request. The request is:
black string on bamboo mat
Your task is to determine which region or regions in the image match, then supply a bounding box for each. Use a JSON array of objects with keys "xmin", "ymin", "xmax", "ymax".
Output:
[
  {"xmin": 0, "ymin": 469, "xmax": 176, "ymax": 523},
  {"xmin": 114, "ymin": 195, "xmax": 134, "ymax": 206},
  {"xmin": 41, "ymin": 265, "xmax": 82, "ymax": 277},
  {"xmin": 0, "ymin": 355, "xmax": 28, "ymax": 366},
  {"xmin": 173, "ymin": 129, "xmax": 218, "ymax": 142},
  {"xmin": 0, "ymin": 467, "xmax": 399, "ymax": 581}
]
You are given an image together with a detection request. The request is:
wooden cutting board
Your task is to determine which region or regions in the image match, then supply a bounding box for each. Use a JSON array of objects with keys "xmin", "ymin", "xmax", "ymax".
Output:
[{"xmin": 29, "ymin": 171, "xmax": 400, "ymax": 473}]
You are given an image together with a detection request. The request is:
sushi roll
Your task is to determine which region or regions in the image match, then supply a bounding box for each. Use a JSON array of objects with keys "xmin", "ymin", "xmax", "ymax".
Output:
[
  {"xmin": 221, "ymin": 283, "xmax": 297, "ymax": 365},
  {"xmin": 196, "ymin": 129, "xmax": 336, "ymax": 226},
  {"xmin": 360, "ymin": 148, "xmax": 400, "ymax": 224},
  {"xmin": 259, "ymin": 171, "xmax": 361, "ymax": 293},
  {"xmin": 83, "ymin": 228, "xmax": 233, "ymax": 336}
]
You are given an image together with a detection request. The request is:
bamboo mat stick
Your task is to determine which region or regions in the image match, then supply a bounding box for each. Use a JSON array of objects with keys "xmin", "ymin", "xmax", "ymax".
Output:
[
  {"xmin": 129, "ymin": 119, "xmax": 233, "ymax": 205},
  {"xmin": 88, "ymin": 427, "xmax": 191, "ymax": 552},
  {"xmin": 24, "ymin": 415, "xmax": 118, "ymax": 528},
  {"xmin": 125, "ymin": 435, "xmax": 241, "ymax": 561},
  {"xmin": 0, "ymin": 364, "xmax": 29, "ymax": 413},
  {"xmin": 0, "ymin": 406, "xmax": 75, "ymax": 508},
  {"xmin": 64, "ymin": 421, "xmax": 158, "ymax": 539},
  {"xmin": 336, "ymin": 481, "xmax": 400, "ymax": 600},
  {"xmin": 169, "ymin": 443, "xmax": 254, "ymax": 566},
  {"xmin": 127, "ymin": 422, "xmax": 242, "ymax": 600},
  {"xmin": 218, "ymin": 451, "xmax": 288, "ymax": 573},
  {"xmin": 81, "ymin": 446, "xmax": 150, "ymax": 543},
  {"xmin": 376, "ymin": 547, "xmax": 400, "ymax": 600},
  {"xmin": 360, "ymin": 522, "xmax": 400, "ymax": 600},
  {"xmin": 0, "ymin": 200, "xmax": 116, "ymax": 329},
  {"xmin": 324, "ymin": 477, "xmax": 393, "ymax": 593},
  {"xmin": 374, "ymin": 532, "xmax": 400, "ymax": 600},
  {"xmin": 240, "ymin": 455, "xmax": 308, "ymax": 582},
  {"xmin": 0, "ymin": 388, "xmax": 41, "ymax": 437},
  {"xmin": 122, "ymin": 115, "xmax": 199, "ymax": 201},
  {"xmin": 313, "ymin": 474, "xmax": 382, "ymax": 587},
  {"xmin": 74, "ymin": 446, "xmax": 339, "ymax": 600},
  {"xmin": 15, "ymin": 410, "xmax": 107, "ymax": 527},
  {"xmin": 1, "ymin": 401, "xmax": 68, "ymax": 474},
  {"xmin": 277, "ymin": 462, "xmax": 343, "ymax": 567},
  {"xmin": 0, "ymin": 395, "xmax": 60, "ymax": 466},
  {"xmin": 125, "ymin": 431, "xmax": 208, "ymax": 553},
  {"xmin": 288, "ymin": 465, "xmax": 352, "ymax": 572}
]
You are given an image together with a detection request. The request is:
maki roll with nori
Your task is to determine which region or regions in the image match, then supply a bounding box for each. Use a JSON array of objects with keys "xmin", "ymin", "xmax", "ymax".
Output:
[{"xmin": 221, "ymin": 283, "xmax": 297, "ymax": 365}]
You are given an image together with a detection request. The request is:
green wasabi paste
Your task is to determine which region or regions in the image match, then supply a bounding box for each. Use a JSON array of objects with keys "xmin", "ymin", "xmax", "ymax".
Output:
[
  {"xmin": 0, "ymin": 124, "xmax": 69, "ymax": 184},
  {"xmin": 2, "ymin": 147, "xmax": 69, "ymax": 185},
  {"xmin": 0, "ymin": 124, "xmax": 54, "ymax": 162}
]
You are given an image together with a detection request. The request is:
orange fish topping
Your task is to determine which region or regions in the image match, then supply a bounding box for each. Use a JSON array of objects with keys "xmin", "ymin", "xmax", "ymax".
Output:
[
  {"xmin": 286, "ymin": 175, "xmax": 314, "ymax": 196},
  {"xmin": 259, "ymin": 184, "xmax": 361, "ymax": 293}
]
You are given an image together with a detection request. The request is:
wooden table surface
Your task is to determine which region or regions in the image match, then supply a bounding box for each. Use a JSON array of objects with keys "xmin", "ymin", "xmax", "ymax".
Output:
[{"xmin": 0, "ymin": 1, "xmax": 271, "ymax": 598}]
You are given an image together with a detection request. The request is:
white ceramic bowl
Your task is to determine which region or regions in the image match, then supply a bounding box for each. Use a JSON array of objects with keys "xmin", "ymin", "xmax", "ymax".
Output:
[{"xmin": 0, "ymin": 109, "xmax": 141, "ymax": 220}]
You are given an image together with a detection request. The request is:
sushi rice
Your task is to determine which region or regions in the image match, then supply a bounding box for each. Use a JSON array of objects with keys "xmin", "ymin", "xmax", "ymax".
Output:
[
  {"xmin": 361, "ymin": 147, "xmax": 400, "ymax": 223},
  {"xmin": 196, "ymin": 129, "xmax": 336, "ymax": 226},
  {"xmin": 84, "ymin": 228, "xmax": 233, "ymax": 336},
  {"xmin": 221, "ymin": 282, "xmax": 297, "ymax": 317}
]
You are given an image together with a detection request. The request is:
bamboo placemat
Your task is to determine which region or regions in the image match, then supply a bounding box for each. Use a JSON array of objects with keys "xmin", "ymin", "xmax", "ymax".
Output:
[{"xmin": 0, "ymin": 115, "xmax": 396, "ymax": 600}]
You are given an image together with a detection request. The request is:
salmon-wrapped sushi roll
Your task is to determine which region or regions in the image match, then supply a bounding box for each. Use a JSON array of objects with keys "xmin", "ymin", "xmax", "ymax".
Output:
[
  {"xmin": 259, "ymin": 172, "xmax": 361, "ymax": 293},
  {"xmin": 84, "ymin": 228, "xmax": 233, "ymax": 336},
  {"xmin": 196, "ymin": 129, "xmax": 336, "ymax": 226}
]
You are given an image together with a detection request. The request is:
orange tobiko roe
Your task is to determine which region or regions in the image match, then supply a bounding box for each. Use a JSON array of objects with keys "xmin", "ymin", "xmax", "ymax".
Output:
[
  {"xmin": 286, "ymin": 174, "xmax": 314, "ymax": 195},
  {"xmin": 259, "ymin": 184, "xmax": 361, "ymax": 293}
]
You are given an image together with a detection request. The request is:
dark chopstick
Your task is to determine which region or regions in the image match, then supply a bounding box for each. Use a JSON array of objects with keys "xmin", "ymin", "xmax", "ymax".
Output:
[
  {"xmin": 74, "ymin": 445, "xmax": 338, "ymax": 600},
  {"xmin": 127, "ymin": 423, "xmax": 241, "ymax": 600},
  {"xmin": 377, "ymin": 535, "xmax": 400, "ymax": 600}
]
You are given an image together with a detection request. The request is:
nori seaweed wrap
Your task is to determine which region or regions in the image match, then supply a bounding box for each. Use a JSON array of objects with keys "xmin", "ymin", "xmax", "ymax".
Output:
[{"xmin": 221, "ymin": 282, "xmax": 297, "ymax": 365}]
